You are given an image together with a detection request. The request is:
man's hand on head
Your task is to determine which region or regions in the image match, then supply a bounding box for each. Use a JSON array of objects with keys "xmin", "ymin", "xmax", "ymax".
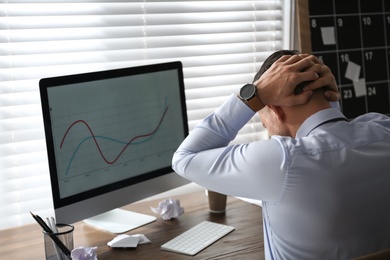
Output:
[
  {"xmin": 254, "ymin": 54, "xmax": 340, "ymax": 107},
  {"xmin": 300, "ymin": 55, "xmax": 341, "ymax": 102}
]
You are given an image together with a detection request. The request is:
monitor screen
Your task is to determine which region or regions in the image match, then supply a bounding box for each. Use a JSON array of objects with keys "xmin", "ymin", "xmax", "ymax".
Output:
[{"xmin": 39, "ymin": 61, "xmax": 190, "ymax": 232}]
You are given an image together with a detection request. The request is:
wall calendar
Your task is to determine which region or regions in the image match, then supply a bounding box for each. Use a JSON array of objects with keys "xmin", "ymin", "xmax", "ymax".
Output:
[{"xmin": 296, "ymin": 0, "xmax": 390, "ymax": 118}]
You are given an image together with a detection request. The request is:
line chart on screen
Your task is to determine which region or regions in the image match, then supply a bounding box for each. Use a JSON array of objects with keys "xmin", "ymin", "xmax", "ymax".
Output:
[
  {"xmin": 53, "ymin": 97, "xmax": 175, "ymax": 182},
  {"xmin": 59, "ymin": 105, "xmax": 169, "ymax": 177}
]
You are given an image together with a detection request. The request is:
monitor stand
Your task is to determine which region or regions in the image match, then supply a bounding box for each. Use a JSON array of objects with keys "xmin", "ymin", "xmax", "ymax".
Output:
[{"xmin": 83, "ymin": 208, "xmax": 157, "ymax": 233}]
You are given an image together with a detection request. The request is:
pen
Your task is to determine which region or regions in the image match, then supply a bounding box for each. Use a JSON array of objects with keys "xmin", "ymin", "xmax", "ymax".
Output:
[
  {"xmin": 47, "ymin": 217, "xmax": 62, "ymax": 260},
  {"xmin": 50, "ymin": 217, "xmax": 59, "ymax": 233},
  {"xmin": 30, "ymin": 212, "xmax": 71, "ymax": 259}
]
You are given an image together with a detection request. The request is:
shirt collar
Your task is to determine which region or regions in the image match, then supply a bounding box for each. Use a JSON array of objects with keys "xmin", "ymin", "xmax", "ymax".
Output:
[{"xmin": 295, "ymin": 108, "xmax": 348, "ymax": 138}]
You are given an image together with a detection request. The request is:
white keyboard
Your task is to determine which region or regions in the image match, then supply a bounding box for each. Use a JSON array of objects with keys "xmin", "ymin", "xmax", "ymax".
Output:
[{"xmin": 161, "ymin": 221, "xmax": 235, "ymax": 256}]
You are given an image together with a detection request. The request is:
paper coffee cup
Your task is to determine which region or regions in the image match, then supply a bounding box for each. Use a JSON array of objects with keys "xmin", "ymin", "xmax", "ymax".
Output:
[{"xmin": 207, "ymin": 190, "xmax": 227, "ymax": 213}]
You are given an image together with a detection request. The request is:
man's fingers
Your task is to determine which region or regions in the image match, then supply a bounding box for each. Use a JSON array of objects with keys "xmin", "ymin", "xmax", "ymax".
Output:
[
  {"xmin": 295, "ymin": 70, "xmax": 320, "ymax": 85},
  {"xmin": 274, "ymin": 54, "xmax": 321, "ymax": 75},
  {"xmin": 303, "ymin": 70, "xmax": 336, "ymax": 91},
  {"xmin": 285, "ymin": 91, "xmax": 313, "ymax": 106},
  {"xmin": 302, "ymin": 54, "xmax": 323, "ymax": 64},
  {"xmin": 276, "ymin": 55, "xmax": 293, "ymax": 63},
  {"xmin": 283, "ymin": 54, "xmax": 302, "ymax": 64},
  {"xmin": 324, "ymin": 90, "xmax": 341, "ymax": 102},
  {"xmin": 304, "ymin": 63, "xmax": 324, "ymax": 74}
]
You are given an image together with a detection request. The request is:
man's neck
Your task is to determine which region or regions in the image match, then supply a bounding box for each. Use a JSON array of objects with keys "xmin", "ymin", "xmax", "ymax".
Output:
[{"xmin": 283, "ymin": 92, "xmax": 332, "ymax": 138}]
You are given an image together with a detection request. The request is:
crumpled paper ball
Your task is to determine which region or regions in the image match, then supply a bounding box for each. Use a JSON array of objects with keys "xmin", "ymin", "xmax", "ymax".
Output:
[
  {"xmin": 71, "ymin": 246, "xmax": 98, "ymax": 260},
  {"xmin": 151, "ymin": 198, "xmax": 184, "ymax": 220}
]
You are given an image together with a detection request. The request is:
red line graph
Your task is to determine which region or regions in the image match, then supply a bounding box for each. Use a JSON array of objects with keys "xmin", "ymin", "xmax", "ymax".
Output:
[{"xmin": 60, "ymin": 106, "xmax": 169, "ymax": 165}]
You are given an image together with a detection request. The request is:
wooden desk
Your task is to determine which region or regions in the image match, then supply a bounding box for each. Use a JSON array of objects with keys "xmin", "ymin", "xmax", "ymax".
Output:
[{"xmin": 0, "ymin": 191, "xmax": 265, "ymax": 259}]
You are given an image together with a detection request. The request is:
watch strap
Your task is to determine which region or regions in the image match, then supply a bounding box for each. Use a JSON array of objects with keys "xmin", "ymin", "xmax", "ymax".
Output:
[{"xmin": 247, "ymin": 94, "xmax": 264, "ymax": 112}]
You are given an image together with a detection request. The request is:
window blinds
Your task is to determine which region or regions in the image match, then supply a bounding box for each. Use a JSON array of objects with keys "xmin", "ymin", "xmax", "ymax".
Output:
[{"xmin": 0, "ymin": 0, "xmax": 288, "ymax": 230}]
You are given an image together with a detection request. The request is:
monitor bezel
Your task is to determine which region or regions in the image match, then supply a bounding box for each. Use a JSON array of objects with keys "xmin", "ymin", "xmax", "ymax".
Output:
[{"xmin": 39, "ymin": 61, "xmax": 189, "ymax": 221}]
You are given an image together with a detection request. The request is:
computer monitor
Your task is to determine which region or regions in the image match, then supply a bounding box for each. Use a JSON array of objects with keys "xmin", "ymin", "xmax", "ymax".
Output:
[{"xmin": 39, "ymin": 61, "xmax": 190, "ymax": 233}]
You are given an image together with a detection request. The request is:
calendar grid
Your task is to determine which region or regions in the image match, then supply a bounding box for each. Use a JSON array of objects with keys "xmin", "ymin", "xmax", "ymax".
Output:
[{"xmin": 307, "ymin": 0, "xmax": 390, "ymax": 118}]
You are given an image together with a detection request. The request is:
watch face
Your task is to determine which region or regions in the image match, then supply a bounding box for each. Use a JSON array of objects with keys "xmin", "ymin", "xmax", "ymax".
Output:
[{"xmin": 240, "ymin": 84, "xmax": 256, "ymax": 100}]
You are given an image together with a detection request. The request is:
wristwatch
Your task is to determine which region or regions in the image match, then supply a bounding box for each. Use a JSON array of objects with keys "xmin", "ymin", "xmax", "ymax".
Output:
[{"xmin": 239, "ymin": 83, "xmax": 264, "ymax": 112}]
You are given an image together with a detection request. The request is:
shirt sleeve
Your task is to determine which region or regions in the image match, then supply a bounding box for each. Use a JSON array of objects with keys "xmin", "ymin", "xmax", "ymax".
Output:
[{"xmin": 172, "ymin": 94, "xmax": 286, "ymax": 202}]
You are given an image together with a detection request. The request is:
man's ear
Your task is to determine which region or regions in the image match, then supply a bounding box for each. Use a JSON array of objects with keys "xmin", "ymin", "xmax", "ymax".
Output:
[{"xmin": 268, "ymin": 105, "xmax": 285, "ymax": 122}]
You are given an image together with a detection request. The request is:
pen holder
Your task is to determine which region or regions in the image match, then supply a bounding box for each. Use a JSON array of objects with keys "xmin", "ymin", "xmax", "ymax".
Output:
[{"xmin": 43, "ymin": 224, "xmax": 74, "ymax": 260}]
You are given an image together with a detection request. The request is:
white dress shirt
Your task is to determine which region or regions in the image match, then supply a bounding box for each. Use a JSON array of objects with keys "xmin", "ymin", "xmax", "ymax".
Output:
[{"xmin": 172, "ymin": 94, "xmax": 390, "ymax": 259}]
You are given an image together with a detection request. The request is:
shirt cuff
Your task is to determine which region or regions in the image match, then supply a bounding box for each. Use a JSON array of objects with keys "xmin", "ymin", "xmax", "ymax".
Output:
[{"xmin": 215, "ymin": 94, "xmax": 256, "ymax": 132}]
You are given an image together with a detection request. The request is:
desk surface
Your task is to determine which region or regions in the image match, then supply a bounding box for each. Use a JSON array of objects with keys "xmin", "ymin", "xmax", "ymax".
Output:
[{"xmin": 0, "ymin": 191, "xmax": 265, "ymax": 259}]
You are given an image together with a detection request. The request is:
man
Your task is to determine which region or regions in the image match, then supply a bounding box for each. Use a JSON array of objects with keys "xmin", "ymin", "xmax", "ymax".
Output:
[{"xmin": 172, "ymin": 50, "xmax": 390, "ymax": 259}]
